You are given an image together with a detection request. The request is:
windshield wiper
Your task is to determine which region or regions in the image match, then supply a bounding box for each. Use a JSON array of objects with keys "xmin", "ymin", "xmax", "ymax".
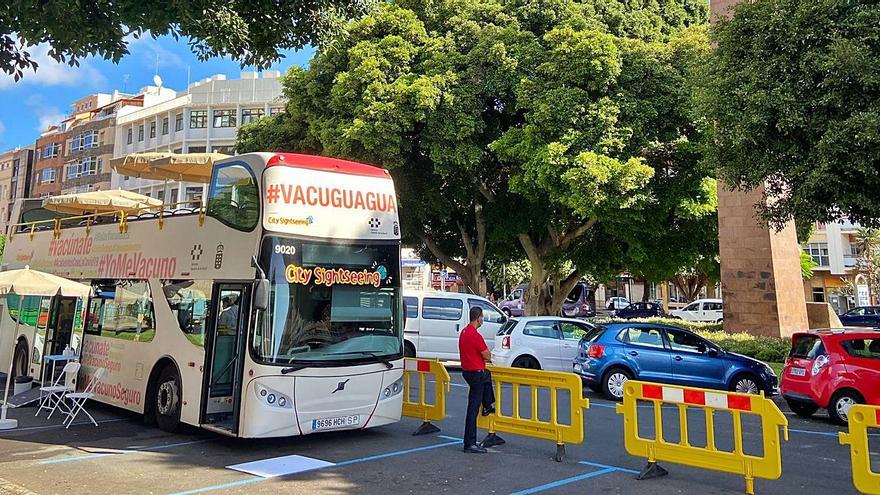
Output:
[
  {"xmin": 324, "ymin": 351, "xmax": 394, "ymax": 369},
  {"xmin": 281, "ymin": 361, "xmax": 316, "ymax": 374}
]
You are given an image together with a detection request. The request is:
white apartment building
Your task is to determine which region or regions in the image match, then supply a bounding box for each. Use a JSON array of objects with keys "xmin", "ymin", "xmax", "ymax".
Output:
[
  {"xmin": 112, "ymin": 72, "xmax": 285, "ymax": 204},
  {"xmin": 802, "ymin": 219, "xmax": 867, "ymax": 312}
]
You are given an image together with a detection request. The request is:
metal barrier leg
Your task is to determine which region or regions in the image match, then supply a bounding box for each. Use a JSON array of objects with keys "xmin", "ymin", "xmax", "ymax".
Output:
[
  {"xmin": 637, "ymin": 446, "xmax": 668, "ymax": 480},
  {"xmin": 554, "ymin": 444, "xmax": 565, "ymax": 462},
  {"xmin": 480, "ymin": 432, "xmax": 506, "ymax": 448},
  {"xmin": 412, "ymin": 421, "xmax": 441, "ymax": 436}
]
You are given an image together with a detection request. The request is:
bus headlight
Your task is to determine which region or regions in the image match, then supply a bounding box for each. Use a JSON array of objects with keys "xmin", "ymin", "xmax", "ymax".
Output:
[
  {"xmin": 255, "ymin": 384, "xmax": 292, "ymax": 409},
  {"xmin": 381, "ymin": 376, "xmax": 405, "ymax": 400}
]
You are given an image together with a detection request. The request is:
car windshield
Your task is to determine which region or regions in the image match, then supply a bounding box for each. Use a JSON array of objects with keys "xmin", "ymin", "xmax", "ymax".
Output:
[
  {"xmin": 790, "ymin": 335, "xmax": 825, "ymax": 359},
  {"xmin": 254, "ymin": 236, "xmax": 402, "ymax": 365},
  {"xmin": 579, "ymin": 325, "xmax": 605, "ymax": 343}
]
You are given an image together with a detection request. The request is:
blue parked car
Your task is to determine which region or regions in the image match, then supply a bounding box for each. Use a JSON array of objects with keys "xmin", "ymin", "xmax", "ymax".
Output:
[
  {"xmin": 572, "ymin": 323, "xmax": 777, "ymax": 400},
  {"xmin": 838, "ymin": 306, "xmax": 880, "ymax": 327}
]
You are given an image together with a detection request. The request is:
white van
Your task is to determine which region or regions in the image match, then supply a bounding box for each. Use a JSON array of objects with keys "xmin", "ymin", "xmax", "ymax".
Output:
[
  {"xmin": 669, "ymin": 298, "xmax": 724, "ymax": 323},
  {"xmin": 403, "ymin": 291, "xmax": 507, "ymax": 360}
]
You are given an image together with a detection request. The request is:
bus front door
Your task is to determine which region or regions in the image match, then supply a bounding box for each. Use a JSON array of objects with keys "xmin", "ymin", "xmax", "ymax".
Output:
[{"xmin": 203, "ymin": 283, "xmax": 249, "ymax": 433}]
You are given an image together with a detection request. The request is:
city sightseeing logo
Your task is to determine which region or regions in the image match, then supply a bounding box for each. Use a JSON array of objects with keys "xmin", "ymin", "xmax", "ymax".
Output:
[
  {"xmin": 285, "ymin": 264, "xmax": 386, "ymax": 288},
  {"xmin": 267, "ymin": 215, "xmax": 314, "ymax": 227}
]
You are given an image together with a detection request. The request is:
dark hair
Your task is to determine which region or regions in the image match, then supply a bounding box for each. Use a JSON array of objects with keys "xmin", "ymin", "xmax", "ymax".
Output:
[{"xmin": 469, "ymin": 306, "xmax": 483, "ymax": 323}]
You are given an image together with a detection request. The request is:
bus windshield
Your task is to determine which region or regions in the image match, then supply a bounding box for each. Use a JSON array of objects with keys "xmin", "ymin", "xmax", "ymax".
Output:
[{"xmin": 255, "ymin": 236, "xmax": 402, "ymax": 365}]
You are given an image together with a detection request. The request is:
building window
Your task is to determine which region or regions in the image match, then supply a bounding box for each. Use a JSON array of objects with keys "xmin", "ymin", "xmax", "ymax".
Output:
[
  {"xmin": 162, "ymin": 117, "xmax": 169, "ymax": 135},
  {"xmin": 41, "ymin": 168, "xmax": 56, "ymax": 184},
  {"xmin": 138, "ymin": 125, "xmax": 145, "ymax": 141},
  {"xmin": 812, "ymin": 287, "xmax": 826, "ymax": 303},
  {"xmin": 241, "ymin": 108, "xmax": 265, "ymax": 125},
  {"xmin": 190, "ymin": 110, "xmax": 208, "ymax": 129},
  {"xmin": 805, "ymin": 242, "xmax": 830, "ymax": 267},
  {"xmin": 187, "ymin": 146, "xmax": 207, "ymax": 153},
  {"xmin": 149, "ymin": 121, "xmax": 156, "ymax": 138},
  {"xmin": 41, "ymin": 143, "xmax": 60, "ymax": 159},
  {"xmin": 175, "ymin": 113, "xmax": 183, "ymax": 132},
  {"xmin": 213, "ymin": 109, "xmax": 237, "ymax": 128},
  {"xmin": 127, "ymin": 128, "xmax": 133, "ymax": 144},
  {"xmin": 211, "ymin": 146, "xmax": 235, "ymax": 155},
  {"xmin": 269, "ymin": 107, "xmax": 285, "ymax": 115}
]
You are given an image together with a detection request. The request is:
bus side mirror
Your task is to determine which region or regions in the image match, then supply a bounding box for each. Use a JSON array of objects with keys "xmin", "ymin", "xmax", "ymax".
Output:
[{"xmin": 254, "ymin": 279, "xmax": 269, "ymax": 311}]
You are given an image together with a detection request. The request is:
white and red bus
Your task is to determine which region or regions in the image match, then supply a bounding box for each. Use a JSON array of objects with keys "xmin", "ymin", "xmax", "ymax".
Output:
[{"xmin": 0, "ymin": 152, "xmax": 405, "ymax": 437}]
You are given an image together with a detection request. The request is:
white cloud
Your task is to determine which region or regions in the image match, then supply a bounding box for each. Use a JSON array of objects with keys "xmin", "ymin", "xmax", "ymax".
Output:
[
  {"xmin": 0, "ymin": 119, "xmax": 6, "ymax": 145},
  {"xmin": 25, "ymin": 95, "xmax": 65, "ymax": 132},
  {"xmin": 124, "ymin": 33, "xmax": 186, "ymax": 71},
  {"xmin": 0, "ymin": 43, "xmax": 106, "ymax": 90}
]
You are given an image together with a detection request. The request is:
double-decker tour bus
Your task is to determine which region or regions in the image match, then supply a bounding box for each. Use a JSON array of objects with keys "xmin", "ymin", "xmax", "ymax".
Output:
[{"xmin": 0, "ymin": 152, "xmax": 404, "ymax": 437}]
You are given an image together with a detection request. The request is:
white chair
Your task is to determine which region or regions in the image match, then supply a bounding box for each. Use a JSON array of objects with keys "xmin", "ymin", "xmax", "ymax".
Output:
[
  {"xmin": 62, "ymin": 368, "xmax": 106, "ymax": 428},
  {"xmin": 36, "ymin": 362, "xmax": 80, "ymax": 418}
]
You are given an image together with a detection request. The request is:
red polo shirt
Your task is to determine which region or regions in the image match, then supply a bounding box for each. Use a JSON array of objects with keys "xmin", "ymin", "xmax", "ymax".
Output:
[{"xmin": 459, "ymin": 324, "xmax": 488, "ymax": 371}]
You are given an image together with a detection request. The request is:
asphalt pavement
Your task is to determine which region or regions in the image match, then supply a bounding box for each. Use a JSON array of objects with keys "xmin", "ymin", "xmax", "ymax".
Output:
[{"xmin": 0, "ymin": 371, "xmax": 866, "ymax": 495}]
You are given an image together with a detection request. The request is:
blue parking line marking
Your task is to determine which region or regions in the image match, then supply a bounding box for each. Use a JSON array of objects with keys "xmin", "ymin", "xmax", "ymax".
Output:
[
  {"xmin": 437, "ymin": 435, "xmax": 463, "ymax": 441},
  {"xmin": 0, "ymin": 417, "xmax": 130, "ymax": 434},
  {"xmin": 168, "ymin": 478, "xmax": 264, "ymax": 495},
  {"xmin": 578, "ymin": 460, "xmax": 640, "ymax": 474},
  {"xmin": 165, "ymin": 437, "xmax": 461, "ymax": 495},
  {"xmin": 508, "ymin": 467, "xmax": 616, "ymax": 495},
  {"xmin": 450, "ymin": 383, "xmax": 468, "ymax": 388},
  {"xmin": 40, "ymin": 439, "xmax": 209, "ymax": 464},
  {"xmin": 335, "ymin": 439, "xmax": 461, "ymax": 466}
]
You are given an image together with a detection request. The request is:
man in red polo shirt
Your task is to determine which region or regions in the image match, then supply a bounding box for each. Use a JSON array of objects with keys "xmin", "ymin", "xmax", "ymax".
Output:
[{"xmin": 459, "ymin": 306, "xmax": 496, "ymax": 453}]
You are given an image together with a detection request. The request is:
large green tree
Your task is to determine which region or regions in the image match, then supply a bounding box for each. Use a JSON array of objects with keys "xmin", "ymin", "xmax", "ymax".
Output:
[
  {"xmin": 696, "ymin": 0, "xmax": 880, "ymax": 230},
  {"xmin": 238, "ymin": 0, "xmax": 713, "ymax": 313},
  {"xmin": 1, "ymin": 0, "xmax": 371, "ymax": 80}
]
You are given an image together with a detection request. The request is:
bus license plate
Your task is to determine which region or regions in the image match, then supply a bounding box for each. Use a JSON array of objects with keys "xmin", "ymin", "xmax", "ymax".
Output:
[
  {"xmin": 313, "ymin": 415, "xmax": 360, "ymax": 430},
  {"xmin": 789, "ymin": 367, "xmax": 806, "ymax": 377}
]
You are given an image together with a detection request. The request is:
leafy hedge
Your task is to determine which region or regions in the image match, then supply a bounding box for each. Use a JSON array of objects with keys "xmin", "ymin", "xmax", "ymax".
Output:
[{"xmin": 593, "ymin": 317, "xmax": 792, "ymax": 363}]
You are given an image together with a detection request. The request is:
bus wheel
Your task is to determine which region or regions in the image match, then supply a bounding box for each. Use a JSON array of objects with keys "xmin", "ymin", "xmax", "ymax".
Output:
[
  {"xmin": 13, "ymin": 339, "xmax": 28, "ymax": 378},
  {"xmin": 154, "ymin": 365, "xmax": 182, "ymax": 432}
]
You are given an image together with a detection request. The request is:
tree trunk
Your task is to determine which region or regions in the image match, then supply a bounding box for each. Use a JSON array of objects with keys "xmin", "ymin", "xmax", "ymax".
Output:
[
  {"xmin": 672, "ymin": 273, "xmax": 707, "ymax": 302},
  {"xmin": 640, "ymin": 277, "xmax": 650, "ymax": 302},
  {"xmin": 418, "ymin": 202, "xmax": 488, "ymax": 295},
  {"xmin": 518, "ymin": 220, "xmax": 595, "ymax": 315}
]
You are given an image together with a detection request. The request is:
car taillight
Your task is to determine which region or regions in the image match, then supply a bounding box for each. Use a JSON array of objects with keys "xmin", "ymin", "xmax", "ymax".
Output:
[
  {"xmin": 812, "ymin": 354, "xmax": 830, "ymax": 375},
  {"xmin": 588, "ymin": 344, "xmax": 605, "ymax": 359},
  {"xmin": 501, "ymin": 336, "xmax": 510, "ymax": 349}
]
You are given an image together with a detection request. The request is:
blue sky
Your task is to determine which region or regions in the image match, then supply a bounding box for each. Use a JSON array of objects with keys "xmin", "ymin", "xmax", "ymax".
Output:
[{"xmin": 0, "ymin": 36, "xmax": 314, "ymax": 150}]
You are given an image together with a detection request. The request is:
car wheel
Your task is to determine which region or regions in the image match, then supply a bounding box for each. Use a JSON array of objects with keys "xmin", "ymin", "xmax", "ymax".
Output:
[
  {"xmin": 512, "ymin": 356, "xmax": 541, "ymax": 370},
  {"xmin": 403, "ymin": 341, "xmax": 416, "ymax": 358},
  {"xmin": 786, "ymin": 401, "xmax": 818, "ymax": 418},
  {"xmin": 729, "ymin": 374, "xmax": 761, "ymax": 395},
  {"xmin": 154, "ymin": 365, "xmax": 182, "ymax": 432},
  {"xmin": 602, "ymin": 368, "xmax": 632, "ymax": 401},
  {"xmin": 828, "ymin": 390, "xmax": 862, "ymax": 426}
]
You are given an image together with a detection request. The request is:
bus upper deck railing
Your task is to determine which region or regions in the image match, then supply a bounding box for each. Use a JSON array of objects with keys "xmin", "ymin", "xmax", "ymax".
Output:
[{"xmin": 9, "ymin": 200, "xmax": 206, "ymax": 239}]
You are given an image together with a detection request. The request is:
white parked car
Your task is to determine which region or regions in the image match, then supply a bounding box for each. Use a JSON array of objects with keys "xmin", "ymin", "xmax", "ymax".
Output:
[
  {"xmin": 606, "ymin": 297, "xmax": 630, "ymax": 310},
  {"xmin": 492, "ymin": 317, "xmax": 598, "ymax": 371},
  {"xmin": 669, "ymin": 298, "xmax": 724, "ymax": 323},
  {"xmin": 403, "ymin": 291, "xmax": 506, "ymax": 360}
]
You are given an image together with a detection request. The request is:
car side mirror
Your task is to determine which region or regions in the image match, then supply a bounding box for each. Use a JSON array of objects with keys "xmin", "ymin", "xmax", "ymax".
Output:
[
  {"xmin": 706, "ymin": 348, "xmax": 720, "ymax": 357},
  {"xmin": 253, "ymin": 279, "xmax": 270, "ymax": 311}
]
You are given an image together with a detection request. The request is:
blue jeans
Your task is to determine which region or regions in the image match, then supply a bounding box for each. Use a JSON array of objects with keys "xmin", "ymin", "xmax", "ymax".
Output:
[{"xmin": 462, "ymin": 369, "xmax": 495, "ymax": 447}]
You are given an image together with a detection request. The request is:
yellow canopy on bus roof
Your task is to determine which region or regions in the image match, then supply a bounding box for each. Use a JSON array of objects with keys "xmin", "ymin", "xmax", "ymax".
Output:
[
  {"xmin": 109, "ymin": 152, "xmax": 175, "ymax": 179},
  {"xmin": 148, "ymin": 152, "xmax": 229, "ymax": 183},
  {"xmin": 42, "ymin": 189, "xmax": 163, "ymax": 215}
]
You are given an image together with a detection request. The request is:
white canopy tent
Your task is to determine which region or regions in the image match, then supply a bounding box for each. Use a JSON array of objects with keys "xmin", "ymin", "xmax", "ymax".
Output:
[{"xmin": 0, "ymin": 266, "xmax": 92, "ymax": 430}]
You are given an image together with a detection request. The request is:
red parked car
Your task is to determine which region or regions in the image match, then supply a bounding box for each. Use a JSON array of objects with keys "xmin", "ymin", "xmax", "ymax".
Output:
[{"xmin": 781, "ymin": 330, "xmax": 880, "ymax": 425}]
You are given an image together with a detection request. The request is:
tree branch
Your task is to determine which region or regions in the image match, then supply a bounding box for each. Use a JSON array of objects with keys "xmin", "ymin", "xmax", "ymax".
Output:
[
  {"xmin": 559, "ymin": 218, "xmax": 597, "ymax": 251},
  {"xmin": 457, "ymin": 221, "xmax": 476, "ymax": 262},
  {"xmin": 474, "ymin": 202, "xmax": 487, "ymax": 262},
  {"xmin": 418, "ymin": 232, "xmax": 466, "ymax": 274}
]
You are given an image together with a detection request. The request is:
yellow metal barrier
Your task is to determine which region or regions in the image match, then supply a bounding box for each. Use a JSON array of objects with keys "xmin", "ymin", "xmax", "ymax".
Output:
[
  {"xmin": 402, "ymin": 358, "xmax": 450, "ymax": 436},
  {"xmin": 476, "ymin": 365, "xmax": 590, "ymax": 461},
  {"xmin": 839, "ymin": 404, "xmax": 880, "ymax": 494},
  {"xmin": 615, "ymin": 381, "xmax": 788, "ymax": 494}
]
